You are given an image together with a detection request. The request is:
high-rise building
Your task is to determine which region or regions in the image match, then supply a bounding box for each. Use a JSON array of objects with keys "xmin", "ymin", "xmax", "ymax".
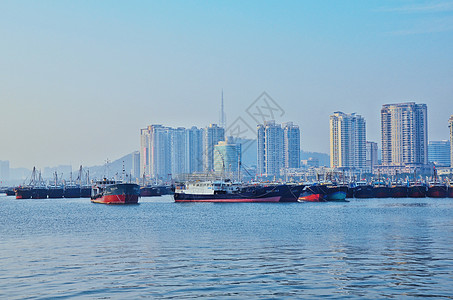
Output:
[
  {"xmin": 257, "ymin": 120, "xmax": 284, "ymax": 176},
  {"xmin": 283, "ymin": 122, "xmax": 300, "ymax": 169},
  {"xmin": 186, "ymin": 126, "xmax": 203, "ymax": 173},
  {"xmin": 450, "ymin": 115, "xmax": 453, "ymax": 168},
  {"xmin": 381, "ymin": 102, "xmax": 428, "ymax": 166},
  {"xmin": 140, "ymin": 125, "xmax": 172, "ymax": 180},
  {"xmin": 366, "ymin": 141, "xmax": 378, "ymax": 172},
  {"xmin": 428, "ymin": 140, "xmax": 450, "ymax": 167},
  {"xmin": 170, "ymin": 127, "xmax": 187, "ymax": 176},
  {"xmin": 214, "ymin": 137, "xmax": 241, "ymax": 177},
  {"xmin": 203, "ymin": 124, "xmax": 225, "ymax": 172},
  {"xmin": 330, "ymin": 112, "xmax": 366, "ymax": 170}
]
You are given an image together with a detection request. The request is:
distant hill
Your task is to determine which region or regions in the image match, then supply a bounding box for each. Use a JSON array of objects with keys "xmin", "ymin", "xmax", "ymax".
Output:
[{"xmin": 301, "ymin": 150, "xmax": 330, "ymax": 167}]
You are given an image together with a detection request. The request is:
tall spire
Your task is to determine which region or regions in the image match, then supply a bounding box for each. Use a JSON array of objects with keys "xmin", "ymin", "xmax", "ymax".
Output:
[{"xmin": 219, "ymin": 89, "xmax": 226, "ymax": 128}]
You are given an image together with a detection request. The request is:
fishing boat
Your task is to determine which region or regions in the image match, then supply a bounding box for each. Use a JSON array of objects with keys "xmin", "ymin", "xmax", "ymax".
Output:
[
  {"xmin": 353, "ymin": 181, "xmax": 374, "ymax": 198},
  {"xmin": 174, "ymin": 180, "xmax": 293, "ymax": 203},
  {"xmin": 91, "ymin": 179, "xmax": 140, "ymax": 204},
  {"xmin": 298, "ymin": 185, "xmax": 325, "ymax": 202}
]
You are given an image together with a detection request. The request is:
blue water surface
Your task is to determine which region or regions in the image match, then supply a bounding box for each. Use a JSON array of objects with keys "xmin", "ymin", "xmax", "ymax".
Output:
[{"xmin": 1, "ymin": 195, "xmax": 452, "ymax": 299}]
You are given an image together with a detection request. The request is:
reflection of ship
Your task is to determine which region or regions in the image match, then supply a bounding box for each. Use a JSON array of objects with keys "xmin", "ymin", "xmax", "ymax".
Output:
[
  {"xmin": 91, "ymin": 179, "xmax": 140, "ymax": 204},
  {"xmin": 174, "ymin": 180, "xmax": 300, "ymax": 203}
]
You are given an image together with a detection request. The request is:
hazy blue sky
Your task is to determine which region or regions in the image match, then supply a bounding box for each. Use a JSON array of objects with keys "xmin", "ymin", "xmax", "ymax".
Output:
[{"xmin": 1, "ymin": 0, "xmax": 452, "ymax": 169}]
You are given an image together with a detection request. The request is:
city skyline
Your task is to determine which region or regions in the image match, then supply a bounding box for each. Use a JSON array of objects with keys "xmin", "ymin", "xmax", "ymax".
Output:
[{"xmin": 1, "ymin": 1, "xmax": 452, "ymax": 169}]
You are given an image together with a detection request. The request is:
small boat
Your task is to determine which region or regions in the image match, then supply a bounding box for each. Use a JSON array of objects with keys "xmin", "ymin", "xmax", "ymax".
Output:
[{"xmin": 91, "ymin": 179, "xmax": 140, "ymax": 204}]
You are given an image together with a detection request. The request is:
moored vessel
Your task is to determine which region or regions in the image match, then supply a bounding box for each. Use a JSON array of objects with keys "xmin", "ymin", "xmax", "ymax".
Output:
[
  {"xmin": 427, "ymin": 183, "xmax": 447, "ymax": 198},
  {"xmin": 91, "ymin": 179, "xmax": 140, "ymax": 204},
  {"xmin": 298, "ymin": 185, "xmax": 325, "ymax": 202},
  {"xmin": 174, "ymin": 180, "xmax": 288, "ymax": 203}
]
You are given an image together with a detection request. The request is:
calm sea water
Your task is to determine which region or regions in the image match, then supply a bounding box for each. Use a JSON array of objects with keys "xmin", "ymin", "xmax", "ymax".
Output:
[{"xmin": 1, "ymin": 195, "xmax": 453, "ymax": 299}]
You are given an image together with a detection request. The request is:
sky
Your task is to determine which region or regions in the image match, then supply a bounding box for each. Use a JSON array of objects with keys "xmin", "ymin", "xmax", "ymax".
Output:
[{"xmin": 0, "ymin": 0, "xmax": 452, "ymax": 169}]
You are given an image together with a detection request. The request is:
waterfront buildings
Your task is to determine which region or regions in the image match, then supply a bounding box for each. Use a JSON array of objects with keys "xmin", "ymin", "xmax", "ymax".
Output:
[
  {"xmin": 283, "ymin": 122, "xmax": 300, "ymax": 169},
  {"xmin": 186, "ymin": 126, "xmax": 203, "ymax": 174},
  {"xmin": 450, "ymin": 115, "xmax": 453, "ymax": 168},
  {"xmin": 203, "ymin": 124, "xmax": 225, "ymax": 172},
  {"xmin": 366, "ymin": 141, "xmax": 378, "ymax": 173},
  {"xmin": 428, "ymin": 141, "xmax": 450, "ymax": 167},
  {"xmin": 140, "ymin": 124, "xmax": 222, "ymax": 181},
  {"xmin": 257, "ymin": 121, "xmax": 300, "ymax": 177},
  {"xmin": 213, "ymin": 137, "xmax": 241, "ymax": 178},
  {"xmin": 257, "ymin": 121, "xmax": 284, "ymax": 176},
  {"xmin": 381, "ymin": 102, "xmax": 428, "ymax": 166},
  {"xmin": 329, "ymin": 112, "xmax": 366, "ymax": 171}
]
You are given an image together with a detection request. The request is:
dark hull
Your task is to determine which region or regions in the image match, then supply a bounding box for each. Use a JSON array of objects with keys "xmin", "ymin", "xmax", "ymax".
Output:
[
  {"xmin": 64, "ymin": 186, "xmax": 81, "ymax": 198},
  {"xmin": 354, "ymin": 185, "xmax": 374, "ymax": 198},
  {"xmin": 15, "ymin": 187, "xmax": 33, "ymax": 199},
  {"xmin": 91, "ymin": 183, "xmax": 140, "ymax": 204},
  {"xmin": 80, "ymin": 186, "xmax": 92, "ymax": 198},
  {"xmin": 48, "ymin": 187, "xmax": 64, "ymax": 198},
  {"xmin": 407, "ymin": 185, "xmax": 427, "ymax": 198},
  {"xmin": 427, "ymin": 185, "xmax": 448, "ymax": 198},
  {"xmin": 174, "ymin": 184, "xmax": 296, "ymax": 203},
  {"xmin": 448, "ymin": 186, "xmax": 453, "ymax": 198},
  {"xmin": 373, "ymin": 186, "xmax": 391, "ymax": 198},
  {"xmin": 32, "ymin": 188, "xmax": 48, "ymax": 199},
  {"xmin": 5, "ymin": 188, "xmax": 15, "ymax": 196},
  {"xmin": 390, "ymin": 186, "xmax": 407, "ymax": 198}
]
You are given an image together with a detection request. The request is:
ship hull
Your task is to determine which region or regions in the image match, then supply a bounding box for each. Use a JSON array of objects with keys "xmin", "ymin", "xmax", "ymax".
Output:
[
  {"xmin": 407, "ymin": 185, "xmax": 427, "ymax": 198},
  {"xmin": 298, "ymin": 194, "xmax": 324, "ymax": 202},
  {"xmin": 174, "ymin": 184, "xmax": 294, "ymax": 203},
  {"xmin": 390, "ymin": 186, "xmax": 408, "ymax": 198},
  {"xmin": 373, "ymin": 186, "xmax": 391, "ymax": 198},
  {"xmin": 448, "ymin": 186, "xmax": 453, "ymax": 198},
  {"xmin": 325, "ymin": 191, "xmax": 347, "ymax": 201},
  {"xmin": 48, "ymin": 187, "xmax": 64, "ymax": 198},
  {"xmin": 15, "ymin": 187, "xmax": 33, "ymax": 199},
  {"xmin": 64, "ymin": 186, "xmax": 81, "ymax": 198},
  {"xmin": 32, "ymin": 188, "xmax": 48, "ymax": 199},
  {"xmin": 174, "ymin": 195, "xmax": 281, "ymax": 203},
  {"xmin": 354, "ymin": 185, "xmax": 374, "ymax": 198},
  {"xmin": 91, "ymin": 183, "xmax": 140, "ymax": 204},
  {"xmin": 427, "ymin": 185, "xmax": 447, "ymax": 198}
]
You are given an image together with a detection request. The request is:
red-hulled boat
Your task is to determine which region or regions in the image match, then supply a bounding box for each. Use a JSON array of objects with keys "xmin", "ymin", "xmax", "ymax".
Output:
[
  {"xmin": 298, "ymin": 185, "xmax": 325, "ymax": 202},
  {"xmin": 389, "ymin": 184, "xmax": 408, "ymax": 198},
  {"xmin": 91, "ymin": 179, "xmax": 140, "ymax": 204}
]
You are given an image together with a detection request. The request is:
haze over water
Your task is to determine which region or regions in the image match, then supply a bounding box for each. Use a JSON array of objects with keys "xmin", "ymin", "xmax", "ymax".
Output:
[{"xmin": 1, "ymin": 195, "xmax": 452, "ymax": 299}]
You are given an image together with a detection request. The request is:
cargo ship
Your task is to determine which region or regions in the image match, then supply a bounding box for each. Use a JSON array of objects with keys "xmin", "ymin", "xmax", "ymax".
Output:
[
  {"xmin": 174, "ymin": 180, "xmax": 300, "ymax": 203},
  {"xmin": 91, "ymin": 179, "xmax": 140, "ymax": 204},
  {"xmin": 15, "ymin": 186, "xmax": 33, "ymax": 199}
]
